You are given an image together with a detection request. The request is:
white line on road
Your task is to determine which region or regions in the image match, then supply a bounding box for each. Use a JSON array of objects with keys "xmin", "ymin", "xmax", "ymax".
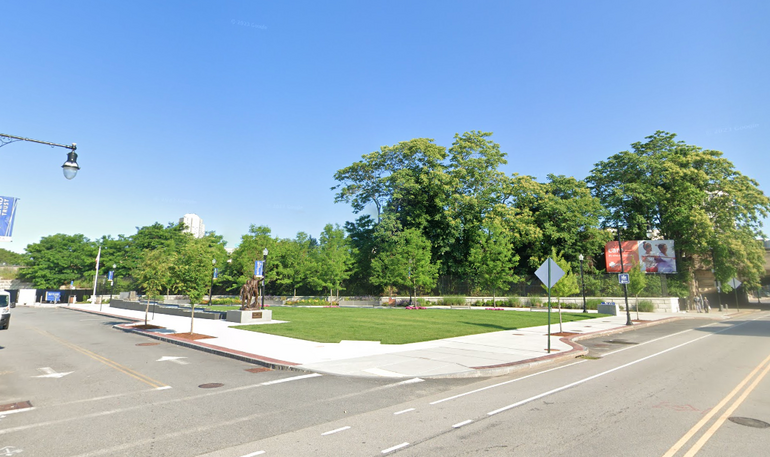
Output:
[
  {"xmin": 33, "ymin": 367, "xmax": 73, "ymax": 378},
  {"xmin": 453, "ymin": 419, "xmax": 473, "ymax": 428},
  {"xmin": 394, "ymin": 408, "xmax": 415, "ymax": 415},
  {"xmin": 322, "ymin": 426, "xmax": 351, "ymax": 435},
  {"xmin": 488, "ymin": 331, "xmax": 720, "ymax": 416},
  {"xmin": 431, "ymin": 360, "xmax": 586, "ymax": 405},
  {"xmin": 394, "ymin": 377, "xmax": 424, "ymax": 385},
  {"xmin": 382, "ymin": 442, "xmax": 409, "ymax": 454},
  {"xmin": 239, "ymin": 451, "xmax": 265, "ymax": 457},
  {"xmin": 260, "ymin": 373, "xmax": 322, "ymax": 385},
  {"xmin": 0, "ymin": 407, "xmax": 35, "ymax": 416},
  {"xmin": 156, "ymin": 356, "xmax": 189, "ymax": 365}
]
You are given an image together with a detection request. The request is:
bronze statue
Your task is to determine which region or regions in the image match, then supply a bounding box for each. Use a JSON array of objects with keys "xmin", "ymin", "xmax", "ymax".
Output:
[{"xmin": 240, "ymin": 276, "xmax": 263, "ymax": 310}]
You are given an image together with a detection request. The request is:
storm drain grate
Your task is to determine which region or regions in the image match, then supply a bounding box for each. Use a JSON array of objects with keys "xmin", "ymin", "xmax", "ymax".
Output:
[
  {"xmin": 0, "ymin": 401, "xmax": 33, "ymax": 413},
  {"xmin": 729, "ymin": 417, "xmax": 770, "ymax": 428},
  {"xmin": 136, "ymin": 342, "xmax": 160, "ymax": 346},
  {"xmin": 199, "ymin": 383, "xmax": 224, "ymax": 389},
  {"xmin": 245, "ymin": 367, "xmax": 271, "ymax": 373}
]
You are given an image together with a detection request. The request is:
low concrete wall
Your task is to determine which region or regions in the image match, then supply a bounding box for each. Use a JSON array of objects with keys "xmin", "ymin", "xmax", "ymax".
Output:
[
  {"xmin": 110, "ymin": 299, "xmax": 225, "ymax": 320},
  {"xmin": 374, "ymin": 296, "xmax": 681, "ymax": 312}
]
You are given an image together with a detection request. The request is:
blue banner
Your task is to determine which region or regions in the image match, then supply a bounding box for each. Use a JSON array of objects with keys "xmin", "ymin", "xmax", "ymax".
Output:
[
  {"xmin": 46, "ymin": 291, "xmax": 62, "ymax": 303},
  {"xmin": 0, "ymin": 196, "xmax": 19, "ymax": 242},
  {"xmin": 213, "ymin": 267, "xmax": 218, "ymax": 279},
  {"xmin": 254, "ymin": 260, "xmax": 264, "ymax": 277},
  {"xmin": 108, "ymin": 270, "xmax": 114, "ymax": 281}
]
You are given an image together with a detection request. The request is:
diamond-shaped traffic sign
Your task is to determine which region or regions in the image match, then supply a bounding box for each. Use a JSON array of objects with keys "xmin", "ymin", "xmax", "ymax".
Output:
[
  {"xmin": 535, "ymin": 258, "xmax": 564, "ymax": 289},
  {"xmin": 727, "ymin": 278, "xmax": 741, "ymax": 289}
]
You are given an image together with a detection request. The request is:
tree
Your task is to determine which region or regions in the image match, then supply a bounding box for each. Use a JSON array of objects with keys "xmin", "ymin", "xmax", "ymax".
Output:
[
  {"xmin": 627, "ymin": 259, "xmax": 648, "ymax": 318},
  {"xmin": 314, "ymin": 224, "xmax": 355, "ymax": 300},
  {"xmin": 273, "ymin": 232, "xmax": 318, "ymax": 296},
  {"xmin": 229, "ymin": 225, "xmax": 277, "ymax": 291},
  {"xmin": 20, "ymin": 234, "xmax": 97, "ymax": 288},
  {"xmin": 0, "ymin": 248, "xmax": 25, "ymax": 266},
  {"xmin": 587, "ymin": 131, "xmax": 770, "ymax": 306},
  {"xmin": 468, "ymin": 216, "xmax": 518, "ymax": 302}
]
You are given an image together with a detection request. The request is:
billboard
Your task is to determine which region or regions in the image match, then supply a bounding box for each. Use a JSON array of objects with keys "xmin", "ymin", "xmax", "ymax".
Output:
[
  {"xmin": 0, "ymin": 196, "xmax": 19, "ymax": 242},
  {"xmin": 605, "ymin": 240, "xmax": 677, "ymax": 274}
]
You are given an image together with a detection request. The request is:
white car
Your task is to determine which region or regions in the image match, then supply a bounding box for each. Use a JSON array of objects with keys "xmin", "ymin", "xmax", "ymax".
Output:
[{"xmin": 0, "ymin": 290, "xmax": 11, "ymax": 330}]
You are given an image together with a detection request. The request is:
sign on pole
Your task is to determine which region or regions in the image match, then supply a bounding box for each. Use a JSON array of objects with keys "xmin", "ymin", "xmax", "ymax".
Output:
[
  {"xmin": 213, "ymin": 268, "xmax": 218, "ymax": 279},
  {"xmin": 535, "ymin": 258, "xmax": 564, "ymax": 288},
  {"xmin": 727, "ymin": 278, "xmax": 741, "ymax": 289},
  {"xmin": 254, "ymin": 260, "xmax": 264, "ymax": 278},
  {"xmin": 618, "ymin": 273, "xmax": 630, "ymax": 285},
  {"xmin": 535, "ymin": 257, "xmax": 565, "ymax": 353}
]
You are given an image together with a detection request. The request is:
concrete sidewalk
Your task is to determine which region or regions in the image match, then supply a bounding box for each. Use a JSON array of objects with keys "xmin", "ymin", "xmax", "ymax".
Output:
[{"xmin": 59, "ymin": 303, "xmax": 731, "ymax": 379}]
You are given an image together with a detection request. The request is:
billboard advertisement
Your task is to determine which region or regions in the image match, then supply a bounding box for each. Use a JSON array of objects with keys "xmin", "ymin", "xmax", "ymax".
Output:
[
  {"xmin": 605, "ymin": 240, "xmax": 677, "ymax": 274},
  {"xmin": 0, "ymin": 196, "xmax": 19, "ymax": 242}
]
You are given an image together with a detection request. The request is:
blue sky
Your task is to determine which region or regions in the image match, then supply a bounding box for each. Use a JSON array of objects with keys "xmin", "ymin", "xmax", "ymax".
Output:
[{"xmin": 2, "ymin": 0, "xmax": 768, "ymax": 253}]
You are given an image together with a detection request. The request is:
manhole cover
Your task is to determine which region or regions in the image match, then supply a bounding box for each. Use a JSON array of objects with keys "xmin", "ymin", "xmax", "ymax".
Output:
[
  {"xmin": 604, "ymin": 340, "xmax": 638, "ymax": 345},
  {"xmin": 136, "ymin": 342, "xmax": 160, "ymax": 346},
  {"xmin": 0, "ymin": 401, "xmax": 33, "ymax": 413},
  {"xmin": 729, "ymin": 417, "xmax": 770, "ymax": 428},
  {"xmin": 199, "ymin": 383, "xmax": 224, "ymax": 389},
  {"xmin": 245, "ymin": 367, "xmax": 271, "ymax": 373}
]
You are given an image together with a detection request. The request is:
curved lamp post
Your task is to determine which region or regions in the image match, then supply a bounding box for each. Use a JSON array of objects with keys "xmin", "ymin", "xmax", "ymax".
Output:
[{"xmin": 1, "ymin": 133, "xmax": 80, "ymax": 179}]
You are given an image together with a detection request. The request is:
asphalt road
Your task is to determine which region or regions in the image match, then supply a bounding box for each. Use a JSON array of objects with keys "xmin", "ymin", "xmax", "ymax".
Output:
[{"xmin": 2, "ymin": 308, "xmax": 769, "ymax": 456}]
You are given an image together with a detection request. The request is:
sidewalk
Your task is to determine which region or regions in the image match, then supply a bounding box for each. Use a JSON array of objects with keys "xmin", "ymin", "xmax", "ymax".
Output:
[{"xmin": 60, "ymin": 303, "xmax": 733, "ymax": 379}]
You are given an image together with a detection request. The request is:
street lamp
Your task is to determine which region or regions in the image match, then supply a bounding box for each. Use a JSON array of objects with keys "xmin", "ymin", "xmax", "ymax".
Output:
[
  {"xmin": 261, "ymin": 248, "xmax": 268, "ymax": 310},
  {"xmin": 1, "ymin": 133, "xmax": 80, "ymax": 179},
  {"xmin": 578, "ymin": 254, "xmax": 587, "ymax": 313},
  {"xmin": 208, "ymin": 259, "xmax": 217, "ymax": 306}
]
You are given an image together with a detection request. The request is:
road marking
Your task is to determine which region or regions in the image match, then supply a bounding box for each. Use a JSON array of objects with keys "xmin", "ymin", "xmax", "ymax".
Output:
[
  {"xmin": 0, "ymin": 446, "xmax": 23, "ymax": 456},
  {"xmin": 394, "ymin": 408, "xmax": 415, "ymax": 415},
  {"xmin": 453, "ymin": 419, "xmax": 473, "ymax": 428},
  {"xmin": 488, "ymin": 331, "xmax": 717, "ymax": 416},
  {"xmin": 260, "ymin": 373, "xmax": 321, "ymax": 385},
  {"xmin": 32, "ymin": 328, "xmax": 168, "ymax": 389},
  {"xmin": 382, "ymin": 442, "xmax": 409, "ymax": 454},
  {"xmin": 663, "ymin": 351, "xmax": 770, "ymax": 457},
  {"xmin": 239, "ymin": 451, "xmax": 265, "ymax": 457},
  {"xmin": 602, "ymin": 328, "xmax": 696, "ymax": 356},
  {"xmin": 0, "ymin": 408, "xmax": 35, "ymax": 416},
  {"xmin": 156, "ymin": 356, "xmax": 189, "ymax": 365},
  {"xmin": 322, "ymin": 425, "xmax": 351, "ymax": 435},
  {"xmin": 395, "ymin": 377, "xmax": 424, "ymax": 385},
  {"xmin": 431, "ymin": 360, "xmax": 587, "ymax": 405},
  {"xmin": 364, "ymin": 368, "xmax": 406, "ymax": 377},
  {"xmin": 33, "ymin": 367, "xmax": 73, "ymax": 378}
]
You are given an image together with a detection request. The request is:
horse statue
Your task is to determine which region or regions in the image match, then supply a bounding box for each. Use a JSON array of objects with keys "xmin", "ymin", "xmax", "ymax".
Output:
[{"xmin": 240, "ymin": 276, "xmax": 263, "ymax": 310}]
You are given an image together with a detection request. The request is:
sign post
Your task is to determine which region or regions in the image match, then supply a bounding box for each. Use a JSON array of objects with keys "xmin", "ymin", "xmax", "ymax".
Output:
[
  {"xmin": 728, "ymin": 278, "xmax": 742, "ymax": 312},
  {"xmin": 535, "ymin": 258, "xmax": 565, "ymax": 353}
]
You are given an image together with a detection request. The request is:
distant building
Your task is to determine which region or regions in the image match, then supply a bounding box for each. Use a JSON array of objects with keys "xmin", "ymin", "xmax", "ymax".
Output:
[{"xmin": 180, "ymin": 213, "xmax": 205, "ymax": 238}]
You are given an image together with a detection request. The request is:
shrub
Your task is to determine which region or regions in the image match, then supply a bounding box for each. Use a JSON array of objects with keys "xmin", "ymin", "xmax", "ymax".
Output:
[
  {"xmin": 528, "ymin": 296, "xmax": 543, "ymax": 307},
  {"xmin": 638, "ymin": 300, "xmax": 655, "ymax": 312},
  {"xmin": 209, "ymin": 297, "xmax": 240, "ymax": 305},
  {"xmin": 440, "ymin": 295, "xmax": 467, "ymax": 306},
  {"xmin": 584, "ymin": 298, "xmax": 603, "ymax": 310},
  {"xmin": 285, "ymin": 298, "xmax": 339, "ymax": 307}
]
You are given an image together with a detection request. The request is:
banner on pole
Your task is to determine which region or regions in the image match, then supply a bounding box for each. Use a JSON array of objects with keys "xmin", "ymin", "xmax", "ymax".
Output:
[
  {"xmin": 254, "ymin": 260, "xmax": 264, "ymax": 278},
  {"xmin": 0, "ymin": 196, "xmax": 20, "ymax": 242}
]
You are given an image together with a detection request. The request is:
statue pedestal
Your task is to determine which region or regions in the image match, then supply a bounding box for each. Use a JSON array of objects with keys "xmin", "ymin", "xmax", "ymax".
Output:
[{"xmin": 226, "ymin": 309, "xmax": 273, "ymax": 324}]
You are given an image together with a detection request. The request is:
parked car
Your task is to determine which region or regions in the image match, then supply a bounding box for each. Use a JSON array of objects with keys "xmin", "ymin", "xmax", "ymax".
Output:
[{"xmin": 0, "ymin": 290, "xmax": 10, "ymax": 330}]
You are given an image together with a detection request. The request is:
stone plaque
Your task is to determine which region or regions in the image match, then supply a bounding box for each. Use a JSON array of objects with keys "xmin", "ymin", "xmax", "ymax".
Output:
[{"xmin": 252, "ymin": 312, "xmax": 262, "ymax": 319}]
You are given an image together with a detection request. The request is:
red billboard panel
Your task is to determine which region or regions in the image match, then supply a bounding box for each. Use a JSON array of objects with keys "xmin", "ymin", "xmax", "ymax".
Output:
[{"xmin": 605, "ymin": 241, "xmax": 639, "ymax": 273}]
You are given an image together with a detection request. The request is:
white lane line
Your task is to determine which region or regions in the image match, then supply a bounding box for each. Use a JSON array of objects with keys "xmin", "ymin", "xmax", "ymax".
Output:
[
  {"xmin": 394, "ymin": 377, "xmax": 424, "ymax": 385},
  {"xmin": 394, "ymin": 408, "xmax": 415, "ymax": 415},
  {"xmin": 155, "ymin": 386, "xmax": 172, "ymax": 391},
  {"xmin": 0, "ymin": 407, "xmax": 35, "ymax": 416},
  {"xmin": 260, "ymin": 373, "xmax": 322, "ymax": 385},
  {"xmin": 322, "ymin": 426, "xmax": 351, "ymax": 436},
  {"xmin": 488, "ymin": 332, "xmax": 717, "ymax": 416},
  {"xmin": 382, "ymin": 442, "xmax": 409, "ymax": 454},
  {"xmin": 240, "ymin": 451, "xmax": 265, "ymax": 457},
  {"xmin": 602, "ymin": 328, "xmax": 696, "ymax": 356},
  {"xmin": 453, "ymin": 419, "xmax": 473, "ymax": 428},
  {"xmin": 431, "ymin": 360, "xmax": 586, "ymax": 405}
]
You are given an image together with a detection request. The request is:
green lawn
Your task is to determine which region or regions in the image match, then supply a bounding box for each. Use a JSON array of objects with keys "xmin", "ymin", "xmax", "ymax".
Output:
[{"xmin": 235, "ymin": 307, "xmax": 605, "ymax": 344}]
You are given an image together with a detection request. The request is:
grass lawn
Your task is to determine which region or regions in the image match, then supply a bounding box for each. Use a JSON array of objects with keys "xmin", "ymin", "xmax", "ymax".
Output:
[{"xmin": 234, "ymin": 307, "xmax": 605, "ymax": 344}]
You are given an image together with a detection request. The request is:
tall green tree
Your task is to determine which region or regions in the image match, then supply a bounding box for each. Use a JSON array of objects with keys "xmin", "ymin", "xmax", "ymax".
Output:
[
  {"xmin": 587, "ymin": 131, "xmax": 770, "ymax": 304},
  {"xmin": 468, "ymin": 216, "xmax": 518, "ymax": 301},
  {"xmin": 314, "ymin": 224, "xmax": 355, "ymax": 300},
  {"xmin": 0, "ymin": 248, "xmax": 25, "ymax": 266},
  {"xmin": 230, "ymin": 225, "xmax": 277, "ymax": 292},
  {"xmin": 20, "ymin": 234, "xmax": 97, "ymax": 288}
]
